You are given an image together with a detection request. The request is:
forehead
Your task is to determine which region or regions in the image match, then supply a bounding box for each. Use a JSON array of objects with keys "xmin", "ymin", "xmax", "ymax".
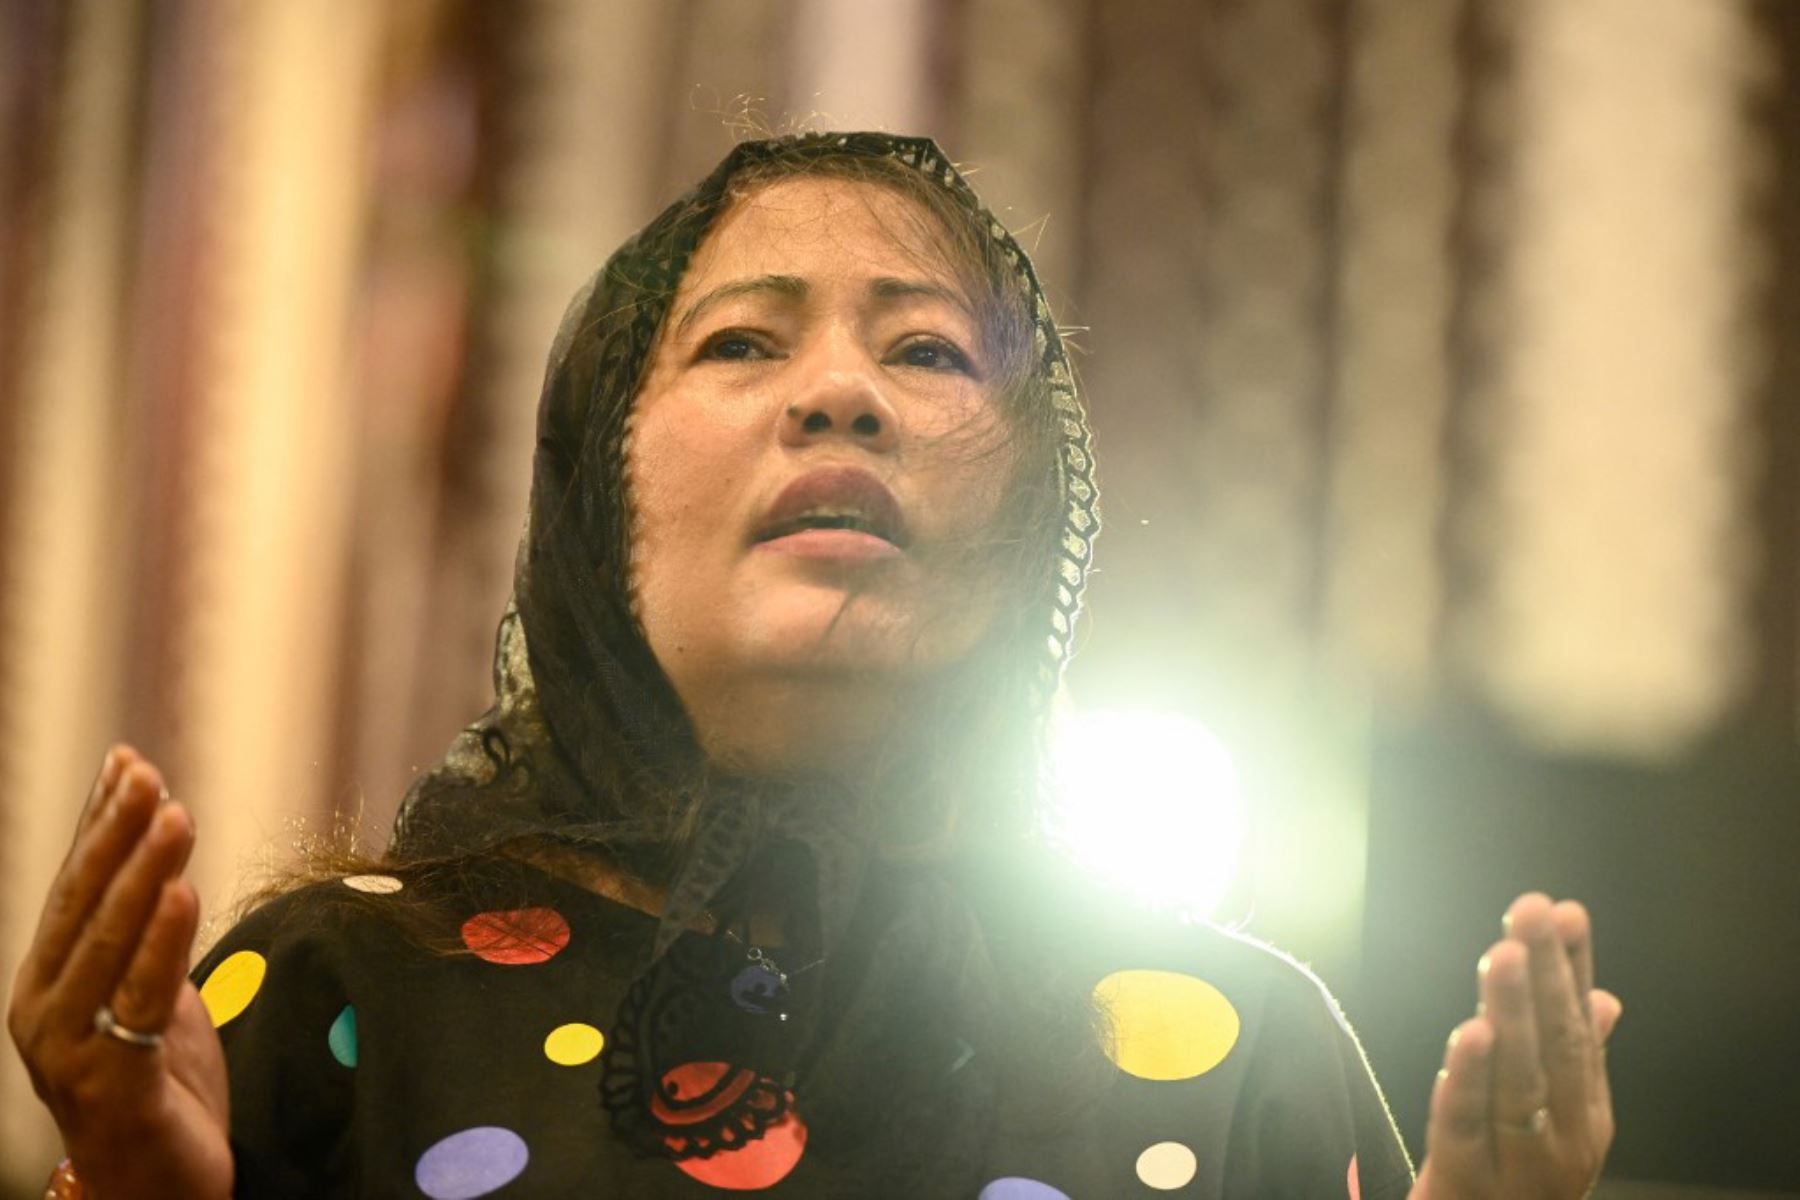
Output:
[{"xmin": 678, "ymin": 176, "xmax": 960, "ymax": 296}]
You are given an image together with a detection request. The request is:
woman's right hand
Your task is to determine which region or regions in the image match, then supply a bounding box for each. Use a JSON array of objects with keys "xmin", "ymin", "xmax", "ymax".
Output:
[{"xmin": 6, "ymin": 745, "xmax": 232, "ymax": 1199}]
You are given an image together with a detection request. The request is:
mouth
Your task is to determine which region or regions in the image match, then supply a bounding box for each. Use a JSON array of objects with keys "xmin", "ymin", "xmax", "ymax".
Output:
[{"xmin": 754, "ymin": 466, "xmax": 909, "ymax": 554}]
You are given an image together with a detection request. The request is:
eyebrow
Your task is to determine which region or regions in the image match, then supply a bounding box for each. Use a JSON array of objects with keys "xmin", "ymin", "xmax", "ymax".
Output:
[
  {"xmin": 674, "ymin": 274, "xmax": 806, "ymax": 341},
  {"xmin": 672, "ymin": 273, "xmax": 972, "ymax": 341},
  {"xmin": 868, "ymin": 276, "xmax": 971, "ymax": 315}
]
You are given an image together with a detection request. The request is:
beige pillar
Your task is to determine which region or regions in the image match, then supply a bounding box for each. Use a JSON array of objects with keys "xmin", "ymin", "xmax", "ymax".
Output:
[
  {"xmin": 1463, "ymin": 0, "xmax": 1768, "ymax": 758},
  {"xmin": 172, "ymin": 0, "xmax": 380, "ymax": 917}
]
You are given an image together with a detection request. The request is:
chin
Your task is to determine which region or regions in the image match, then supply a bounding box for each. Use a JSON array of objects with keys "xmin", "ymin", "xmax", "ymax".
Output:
[
  {"xmin": 742, "ymin": 593, "xmax": 960, "ymax": 677},
  {"xmin": 759, "ymin": 615, "xmax": 1008, "ymax": 690},
  {"xmin": 749, "ymin": 619, "xmax": 915, "ymax": 675}
]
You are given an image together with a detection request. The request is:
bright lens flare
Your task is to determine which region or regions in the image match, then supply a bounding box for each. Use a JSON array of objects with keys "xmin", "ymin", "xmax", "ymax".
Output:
[{"xmin": 1047, "ymin": 710, "xmax": 1246, "ymax": 919}]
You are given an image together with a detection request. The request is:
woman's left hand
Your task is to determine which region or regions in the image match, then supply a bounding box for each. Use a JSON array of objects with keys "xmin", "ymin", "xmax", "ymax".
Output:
[{"xmin": 1411, "ymin": 893, "xmax": 1623, "ymax": 1199}]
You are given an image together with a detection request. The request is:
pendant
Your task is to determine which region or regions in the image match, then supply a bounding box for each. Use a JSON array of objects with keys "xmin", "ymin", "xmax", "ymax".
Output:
[{"xmin": 728, "ymin": 946, "xmax": 791, "ymax": 1019}]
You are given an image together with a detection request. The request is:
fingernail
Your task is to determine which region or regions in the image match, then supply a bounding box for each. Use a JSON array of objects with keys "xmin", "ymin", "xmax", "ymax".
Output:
[
  {"xmin": 104, "ymin": 769, "xmax": 135, "ymax": 818},
  {"xmin": 100, "ymin": 753, "xmax": 129, "ymax": 804},
  {"xmin": 1502, "ymin": 911, "xmax": 1514, "ymax": 936},
  {"xmin": 1478, "ymin": 952, "xmax": 1492, "ymax": 977},
  {"xmin": 1447, "ymin": 1027, "xmax": 1463, "ymax": 1051}
]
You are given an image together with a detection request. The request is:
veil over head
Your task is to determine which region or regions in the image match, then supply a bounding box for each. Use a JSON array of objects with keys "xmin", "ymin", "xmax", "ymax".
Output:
[
  {"xmin": 388, "ymin": 132, "xmax": 1104, "ymax": 1174},
  {"xmin": 392, "ymin": 131, "xmax": 1097, "ymax": 950}
]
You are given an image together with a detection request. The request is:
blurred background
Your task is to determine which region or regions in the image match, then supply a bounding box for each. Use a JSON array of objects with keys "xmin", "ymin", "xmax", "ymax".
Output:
[{"xmin": 3, "ymin": 0, "xmax": 1797, "ymax": 1194}]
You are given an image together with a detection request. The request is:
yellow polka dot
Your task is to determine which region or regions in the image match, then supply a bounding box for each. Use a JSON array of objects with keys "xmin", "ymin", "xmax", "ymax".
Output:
[
  {"xmin": 1136, "ymin": 1141, "xmax": 1198, "ymax": 1190},
  {"xmin": 199, "ymin": 950, "xmax": 267, "ymax": 1028},
  {"xmin": 342, "ymin": 874, "xmax": 403, "ymax": 894},
  {"xmin": 543, "ymin": 1022, "xmax": 604, "ymax": 1066},
  {"xmin": 1092, "ymin": 969, "xmax": 1240, "ymax": 1080}
]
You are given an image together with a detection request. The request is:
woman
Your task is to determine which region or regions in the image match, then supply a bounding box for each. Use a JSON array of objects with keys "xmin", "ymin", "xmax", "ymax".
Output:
[{"xmin": 9, "ymin": 132, "xmax": 1620, "ymax": 1198}]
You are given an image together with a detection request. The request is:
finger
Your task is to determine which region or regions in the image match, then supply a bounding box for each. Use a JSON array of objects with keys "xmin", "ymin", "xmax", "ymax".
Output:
[
  {"xmin": 1424, "ymin": 1017, "xmax": 1495, "ymax": 1186},
  {"xmin": 109, "ymin": 878, "xmax": 200, "ymax": 1038},
  {"xmin": 1589, "ymin": 988, "xmax": 1622, "ymax": 1117},
  {"xmin": 18, "ymin": 762, "xmax": 166, "ymax": 995},
  {"xmin": 1482, "ymin": 938, "xmax": 1552, "ymax": 1143},
  {"xmin": 1509, "ymin": 893, "xmax": 1592, "ymax": 1124},
  {"xmin": 1552, "ymin": 900, "xmax": 1594, "ymax": 1017},
  {"xmin": 45, "ymin": 800, "xmax": 195, "ymax": 1035},
  {"xmin": 1591, "ymin": 989, "xmax": 1623, "ymax": 1045},
  {"xmin": 69, "ymin": 744, "xmax": 139, "ymax": 851}
]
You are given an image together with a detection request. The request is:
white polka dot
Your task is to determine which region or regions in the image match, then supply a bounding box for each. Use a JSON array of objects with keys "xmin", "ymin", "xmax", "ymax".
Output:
[
  {"xmin": 1136, "ymin": 1141, "xmax": 1198, "ymax": 1190},
  {"xmin": 342, "ymin": 874, "xmax": 403, "ymax": 894}
]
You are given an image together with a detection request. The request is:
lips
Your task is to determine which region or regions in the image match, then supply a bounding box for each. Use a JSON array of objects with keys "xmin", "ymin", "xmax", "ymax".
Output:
[{"xmin": 754, "ymin": 466, "xmax": 909, "ymax": 550}]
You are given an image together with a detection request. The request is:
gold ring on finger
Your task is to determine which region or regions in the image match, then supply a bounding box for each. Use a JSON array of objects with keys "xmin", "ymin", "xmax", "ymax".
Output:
[{"xmin": 1494, "ymin": 1105, "xmax": 1549, "ymax": 1137}]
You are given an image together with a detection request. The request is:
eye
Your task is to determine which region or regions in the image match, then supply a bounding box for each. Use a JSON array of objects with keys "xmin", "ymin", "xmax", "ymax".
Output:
[
  {"xmin": 891, "ymin": 337, "xmax": 973, "ymax": 374},
  {"xmin": 698, "ymin": 329, "xmax": 774, "ymax": 362}
]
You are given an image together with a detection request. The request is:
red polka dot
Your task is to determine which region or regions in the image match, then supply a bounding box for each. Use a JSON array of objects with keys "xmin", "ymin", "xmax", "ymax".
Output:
[
  {"xmin": 1347, "ymin": 1154, "xmax": 1360, "ymax": 1200},
  {"xmin": 671, "ymin": 1112, "xmax": 806, "ymax": 1190},
  {"xmin": 460, "ymin": 907, "xmax": 570, "ymax": 965},
  {"xmin": 659, "ymin": 1062, "xmax": 808, "ymax": 1190},
  {"xmin": 653, "ymin": 1062, "xmax": 756, "ymax": 1127}
]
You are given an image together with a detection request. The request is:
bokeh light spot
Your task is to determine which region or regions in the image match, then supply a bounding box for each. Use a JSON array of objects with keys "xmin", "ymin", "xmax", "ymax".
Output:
[{"xmin": 1048, "ymin": 709, "xmax": 1246, "ymax": 917}]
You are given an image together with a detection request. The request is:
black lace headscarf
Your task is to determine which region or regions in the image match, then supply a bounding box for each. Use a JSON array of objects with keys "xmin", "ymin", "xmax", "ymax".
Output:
[{"xmin": 389, "ymin": 133, "xmax": 1104, "ymax": 1184}]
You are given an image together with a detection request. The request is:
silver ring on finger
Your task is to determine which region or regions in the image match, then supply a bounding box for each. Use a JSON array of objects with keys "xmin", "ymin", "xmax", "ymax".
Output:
[
  {"xmin": 93, "ymin": 1004, "xmax": 164, "ymax": 1049},
  {"xmin": 1494, "ymin": 1105, "xmax": 1550, "ymax": 1137}
]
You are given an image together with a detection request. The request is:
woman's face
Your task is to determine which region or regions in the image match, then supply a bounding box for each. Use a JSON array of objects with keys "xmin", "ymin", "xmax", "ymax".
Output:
[{"xmin": 628, "ymin": 176, "xmax": 1014, "ymax": 763}]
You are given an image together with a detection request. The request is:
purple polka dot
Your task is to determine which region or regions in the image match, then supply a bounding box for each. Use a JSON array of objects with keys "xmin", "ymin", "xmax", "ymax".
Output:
[
  {"xmin": 978, "ymin": 1179, "xmax": 1072, "ymax": 1200},
  {"xmin": 414, "ymin": 1126, "xmax": 529, "ymax": 1199}
]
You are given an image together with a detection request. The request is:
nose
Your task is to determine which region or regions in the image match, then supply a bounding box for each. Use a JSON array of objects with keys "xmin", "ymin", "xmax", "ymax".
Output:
[{"xmin": 778, "ymin": 338, "xmax": 900, "ymax": 453}]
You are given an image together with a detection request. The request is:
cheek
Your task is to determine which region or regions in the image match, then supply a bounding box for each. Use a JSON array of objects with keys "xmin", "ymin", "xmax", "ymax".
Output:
[
  {"xmin": 630, "ymin": 402, "xmax": 743, "ymax": 538},
  {"xmin": 624, "ymin": 404, "xmax": 763, "ymax": 648},
  {"xmin": 918, "ymin": 415, "xmax": 1016, "ymax": 540},
  {"xmin": 915, "ymin": 427, "xmax": 1031, "ymax": 625},
  {"xmin": 626, "ymin": 424, "xmax": 705, "ymax": 608}
]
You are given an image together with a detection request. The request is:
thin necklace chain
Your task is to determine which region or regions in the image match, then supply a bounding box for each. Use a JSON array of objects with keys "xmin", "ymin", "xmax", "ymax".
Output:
[{"xmin": 719, "ymin": 922, "xmax": 827, "ymax": 978}]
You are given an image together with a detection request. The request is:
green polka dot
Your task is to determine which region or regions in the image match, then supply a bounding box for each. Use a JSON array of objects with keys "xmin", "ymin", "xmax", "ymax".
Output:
[{"xmin": 328, "ymin": 1004, "xmax": 357, "ymax": 1067}]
